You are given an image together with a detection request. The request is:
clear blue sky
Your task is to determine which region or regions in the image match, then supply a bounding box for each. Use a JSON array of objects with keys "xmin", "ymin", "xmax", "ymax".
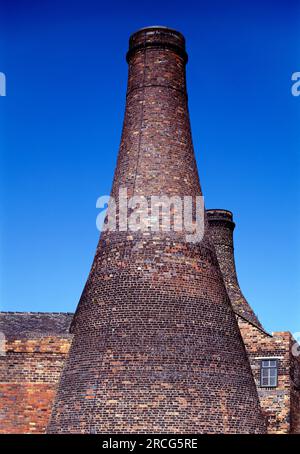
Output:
[{"xmin": 1, "ymin": 0, "xmax": 299, "ymax": 334}]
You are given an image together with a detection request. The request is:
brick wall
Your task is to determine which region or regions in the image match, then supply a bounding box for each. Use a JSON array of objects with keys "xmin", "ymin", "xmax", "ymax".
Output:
[
  {"xmin": 0, "ymin": 313, "xmax": 72, "ymax": 434},
  {"xmin": 0, "ymin": 337, "xmax": 71, "ymax": 433},
  {"xmin": 237, "ymin": 317, "xmax": 300, "ymax": 433},
  {"xmin": 207, "ymin": 208, "xmax": 300, "ymax": 434},
  {"xmin": 0, "ymin": 27, "xmax": 297, "ymax": 434},
  {"xmin": 290, "ymin": 337, "xmax": 300, "ymax": 433},
  {"xmin": 1, "ymin": 314, "xmax": 298, "ymax": 434},
  {"xmin": 47, "ymin": 26, "xmax": 265, "ymax": 434}
]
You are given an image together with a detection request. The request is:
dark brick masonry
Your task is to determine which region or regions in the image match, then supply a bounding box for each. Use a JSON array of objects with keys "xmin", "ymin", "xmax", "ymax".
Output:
[
  {"xmin": 0, "ymin": 209, "xmax": 298, "ymax": 433},
  {"xmin": 0, "ymin": 312, "xmax": 73, "ymax": 433},
  {"xmin": 206, "ymin": 210, "xmax": 300, "ymax": 434},
  {"xmin": 47, "ymin": 27, "xmax": 266, "ymax": 433},
  {"xmin": 207, "ymin": 209, "xmax": 263, "ymax": 329}
]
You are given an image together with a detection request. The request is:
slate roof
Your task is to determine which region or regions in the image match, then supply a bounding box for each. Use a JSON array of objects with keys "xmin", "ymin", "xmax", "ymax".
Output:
[{"xmin": 0, "ymin": 312, "xmax": 74, "ymax": 339}]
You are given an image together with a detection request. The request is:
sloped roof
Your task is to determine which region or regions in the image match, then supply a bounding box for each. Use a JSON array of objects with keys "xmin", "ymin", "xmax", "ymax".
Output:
[{"xmin": 0, "ymin": 312, "xmax": 74, "ymax": 339}]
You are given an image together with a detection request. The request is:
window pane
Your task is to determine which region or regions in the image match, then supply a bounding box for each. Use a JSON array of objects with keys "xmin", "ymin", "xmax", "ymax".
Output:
[{"xmin": 261, "ymin": 360, "xmax": 278, "ymax": 387}]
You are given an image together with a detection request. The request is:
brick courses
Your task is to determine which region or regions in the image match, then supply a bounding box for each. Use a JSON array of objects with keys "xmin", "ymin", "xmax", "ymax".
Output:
[
  {"xmin": 237, "ymin": 321, "xmax": 300, "ymax": 434},
  {"xmin": 0, "ymin": 208, "xmax": 298, "ymax": 433},
  {"xmin": 1, "ymin": 27, "xmax": 297, "ymax": 436},
  {"xmin": 0, "ymin": 312, "xmax": 72, "ymax": 434},
  {"xmin": 207, "ymin": 209, "xmax": 263, "ymax": 329},
  {"xmin": 207, "ymin": 209, "xmax": 300, "ymax": 434},
  {"xmin": 47, "ymin": 26, "xmax": 265, "ymax": 434}
]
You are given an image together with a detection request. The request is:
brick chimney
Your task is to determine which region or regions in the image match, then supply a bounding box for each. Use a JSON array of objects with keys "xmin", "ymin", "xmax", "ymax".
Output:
[
  {"xmin": 47, "ymin": 27, "xmax": 265, "ymax": 433},
  {"xmin": 207, "ymin": 209, "xmax": 263, "ymax": 330}
]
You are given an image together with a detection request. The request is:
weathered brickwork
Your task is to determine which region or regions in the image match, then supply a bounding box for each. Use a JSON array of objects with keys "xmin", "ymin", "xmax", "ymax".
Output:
[
  {"xmin": 0, "ymin": 313, "xmax": 72, "ymax": 434},
  {"xmin": 206, "ymin": 209, "xmax": 263, "ymax": 329},
  {"xmin": 237, "ymin": 320, "xmax": 300, "ymax": 434},
  {"xmin": 290, "ymin": 348, "xmax": 300, "ymax": 433},
  {"xmin": 0, "ymin": 28, "xmax": 296, "ymax": 435},
  {"xmin": 207, "ymin": 209, "xmax": 300, "ymax": 434},
  {"xmin": 47, "ymin": 27, "xmax": 265, "ymax": 434},
  {"xmin": 0, "ymin": 208, "xmax": 298, "ymax": 433}
]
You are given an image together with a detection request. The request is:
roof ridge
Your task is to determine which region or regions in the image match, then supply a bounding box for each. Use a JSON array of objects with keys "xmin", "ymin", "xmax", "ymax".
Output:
[{"xmin": 0, "ymin": 311, "xmax": 74, "ymax": 315}]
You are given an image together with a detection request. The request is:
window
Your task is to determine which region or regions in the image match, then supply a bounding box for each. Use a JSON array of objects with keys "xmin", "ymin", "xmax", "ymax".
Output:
[{"xmin": 260, "ymin": 359, "xmax": 278, "ymax": 387}]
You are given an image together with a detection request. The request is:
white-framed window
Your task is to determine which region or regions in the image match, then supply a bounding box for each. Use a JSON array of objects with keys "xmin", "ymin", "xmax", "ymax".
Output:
[{"xmin": 260, "ymin": 359, "xmax": 278, "ymax": 387}]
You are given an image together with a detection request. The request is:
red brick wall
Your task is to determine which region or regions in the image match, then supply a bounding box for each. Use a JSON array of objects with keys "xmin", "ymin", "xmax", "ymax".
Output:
[
  {"xmin": 237, "ymin": 317, "xmax": 300, "ymax": 433},
  {"xmin": 206, "ymin": 209, "xmax": 300, "ymax": 434},
  {"xmin": 0, "ymin": 337, "xmax": 71, "ymax": 433},
  {"xmin": 290, "ymin": 337, "xmax": 300, "ymax": 433},
  {"xmin": 1, "ymin": 322, "xmax": 298, "ymax": 434}
]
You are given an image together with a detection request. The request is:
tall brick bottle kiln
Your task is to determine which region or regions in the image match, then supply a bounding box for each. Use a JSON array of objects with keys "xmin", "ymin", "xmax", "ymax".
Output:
[
  {"xmin": 48, "ymin": 27, "xmax": 266, "ymax": 433},
  {"xmin": 207, "ymin": 209, "xmax": 263, "ymax": 329}
]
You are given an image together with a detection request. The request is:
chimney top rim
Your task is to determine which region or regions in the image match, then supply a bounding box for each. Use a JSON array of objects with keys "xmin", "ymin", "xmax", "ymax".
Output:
[
  {"xmin": 127, "ymin": 26, "xmax": 188, "ymax": 64},
  {"xmin": 206, "ymin": 209, "xmax": 235, "ymax": 226},
  {"xmin": 129, "ymin": 26, "xmax": 185, "ymax": 41},
  {"xmin": 206, "ymin": 208, "xmax": 233, "ymax": 216}
]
